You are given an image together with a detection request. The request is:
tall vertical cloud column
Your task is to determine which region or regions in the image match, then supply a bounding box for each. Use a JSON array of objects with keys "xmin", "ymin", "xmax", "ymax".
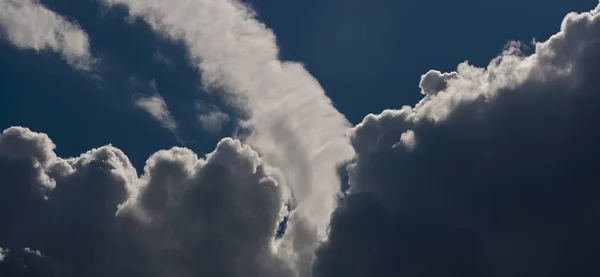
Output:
[{"xmin": 98, "ymin": 0, "xmax": 355, "ymax": 274}]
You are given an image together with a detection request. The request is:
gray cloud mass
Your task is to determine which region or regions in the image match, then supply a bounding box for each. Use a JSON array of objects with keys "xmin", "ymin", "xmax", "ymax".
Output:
[
  {"xmin": 314, "ymin": 5, "xmax": 600, "ymax": 277},
  {"xmin": 1, "ymin": 2, "xmax": 600, "ymax": 277},
  {"xmin": 0, "ymin": 126, "xmax": 289, "ymax": 277}
]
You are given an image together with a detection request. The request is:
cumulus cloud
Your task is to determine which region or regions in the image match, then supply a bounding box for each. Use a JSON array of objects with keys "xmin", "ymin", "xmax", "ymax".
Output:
[
  {"xmin": 0, "ymin": 0, "xmax": 94, "ymax": 70},
  {"xmin": 314, "ymin": 4, "xmax": 600, "ymax": 277},
  {"xmin": 0, "ymin": 126, "xmax": 135, "ymax": 262},
  {"xmin": 419, "ymin": 70, "xmax": 459, "ymax": 95},
  {"xmin": 196, "ymin": 101, "xmax": 231, "ymax": 134},
  {"xmin": 3, "ymin": 1, "xmax": 600, "ymax": 277},
  {"xmin": 133, "ymin": 85, "xmax": 179, "ymax": 137},
  {"xmin": 0, "ymin": 126, "xmax": 291, "ymax": 277},
  {"xmin": 98, "ymin": 0, "xmax": 356, "ymax": 272},
  {"xmin": 118, "ymin": 138, "xmax": 292, "ymax": 277}
]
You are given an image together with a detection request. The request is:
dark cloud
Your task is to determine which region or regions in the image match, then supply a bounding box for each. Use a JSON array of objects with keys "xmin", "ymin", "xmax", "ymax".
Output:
[
  {"xmin": 0, "ymin": 126, "xmax": 137, "ymax": 276},
  {"xmin": 313, "ymin": 193, "xmax": 486, "ymax": 277},
  {"xmin": 315, "ymin": 7, "xmax": 600, "ymax": 277},
  {"xmin": 0, "ymin": 127, "xmax": 289, "ymax": 277}
]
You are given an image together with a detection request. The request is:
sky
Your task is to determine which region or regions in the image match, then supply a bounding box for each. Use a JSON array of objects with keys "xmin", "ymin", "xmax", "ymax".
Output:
[{"xmin": 0, "ymin": 0, "xmax": 599, "ymax": 276}]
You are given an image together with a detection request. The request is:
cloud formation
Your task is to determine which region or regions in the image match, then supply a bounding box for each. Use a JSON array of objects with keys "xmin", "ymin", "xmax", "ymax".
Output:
[
  {"xmin": 2, "ymin": 1, "xmax": 600, "ymax": 277},
  {"xmin": 196, "ymin": 101, "xmax": 231, "ymax": 134},
  {"xmin": 0, "ymin": 246, "xmax": 70, "ymax": 276},
  {"xmin": 0, "ymin": 0, "xmax": 94, "ymax": 70},
  {"xmin": 119, "ymin": 138, "xmax": 291, "ymax": 277},
  {"xmin": 0, "ymin": 126, "xmax": 290, "ymax": 277},
  {"xmin": 98, "ymin": 0, "xmax": 356, "ymax": 272},
  {"xmin": 22, "ymin": 248, "xmax": 41, "ymax": 256},
  {"xmin": 0, "ymin": 248, "xmax": 6, "ymax": 263},
  {"xmin": 133, "ymin": 92, "xmax": 179, "ymax": 136},
  {"xmin": 314, "ymin": 4, "xmax": 600, "ymax": 277}
]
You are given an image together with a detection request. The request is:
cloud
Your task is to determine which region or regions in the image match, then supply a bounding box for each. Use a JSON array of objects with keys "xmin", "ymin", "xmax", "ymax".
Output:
[
  {"xmin": 0, "ymin": 247, "xmax": 70, "ymax": 276},
  {"xmin": 0, "ymin": 248, "xmax": 6, "ymax": 263},
  {"xmin": 22, "ymin": 248, "xmax": 41, "ymax": 256},
  {"xmin": 0, "ymin": 126, "xmax": 290, "ymax": 277},
  {"xmin": 418, "ymin": 70, "xmax": 459, "ymax": 95},
  {"xmin": 98, "ymin": 0, "xmax": 356, "ymax": 272},
  {"xmin": 3, "ymin": 1, "xmax": 599, "ymax": 277},
  {"xmin": 313, "ymin": 194, "xmax": 487, "ymax": 277},
  {"xmin": 152, "ymin": 49, "xmax": 175, "ymax": 66},
  {"xmin": 0, "ymin": 127, "xmax": 135, "ymax": 258},
  {"xmin": 0, "ymin": 0, "xmax": 94, "ymax": 70},
  {"xmin": 117, "ymin": 138, "xmax": 291, "ymax": 277},
  {"xmin": 133, "ymin": 83, "xmax": 179, "ymax": 137},
  {"xmin": 196, "ymin": 101, "xmax": 231, "ymax": 134},
  {"xmin": 314, "ymin": 4, "xmax": 600, "ymax": 277}
]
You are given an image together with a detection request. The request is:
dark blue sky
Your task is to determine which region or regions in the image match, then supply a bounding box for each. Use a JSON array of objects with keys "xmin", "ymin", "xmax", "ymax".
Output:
[{"xmin": 0, "ymin": 0, "xmax": 596, "ymax": 170}]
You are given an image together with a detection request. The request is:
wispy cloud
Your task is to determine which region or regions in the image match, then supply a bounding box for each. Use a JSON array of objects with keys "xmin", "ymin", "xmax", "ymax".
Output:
[
  {"xmin": 152, "ymin": 49, "xmax": 175, "ymax": 67},
  {"xmin": 133, "ymin": 94, "xmax": 177, "ymax": 133},
  {"xmin": 132, "ymin": 81, "xmax": 179, "ymax": 140},
  {"xmin": 196, "ymin": 101, "xmax": 230, "ymax": 134},
  {"xmin": 0, "ymin": 0, "xmax": 95, "ymax": 70}
]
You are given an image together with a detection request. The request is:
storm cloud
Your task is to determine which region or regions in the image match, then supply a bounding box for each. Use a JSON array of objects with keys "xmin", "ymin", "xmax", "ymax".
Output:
[{"xmin": 314, "ymin": 5, "xmax": 600, "ymax": 277}]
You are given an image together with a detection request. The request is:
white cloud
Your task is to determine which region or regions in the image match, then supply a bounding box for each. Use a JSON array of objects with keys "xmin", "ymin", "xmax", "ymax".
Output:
[
  {"xmin": 0, "ymin": 247, "xmax": 6, "ymax": 262},
  {"xmin": 0, "ymin": 0, "xmax": 94, "ymax": 70},
  {"xmin": 133, "ymin": 87, "xmax": 178, "ymax": 137},
  {"xmin": 98, "ymin": 0, "xmax": 356, "ymax": 272}
]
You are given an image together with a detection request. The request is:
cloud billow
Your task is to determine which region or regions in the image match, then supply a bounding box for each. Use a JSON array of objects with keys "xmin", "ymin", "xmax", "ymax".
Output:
[
  {"xmin": 1, "ymin": 1, "xmax": 600, "ymax": 277},
  {"xmin": 0, "ymin": 248, "xmax": 6, "ymax": 263},
  {"xmin": 97, "ymin": 0, "xmax": 356, "ymax": 273},
  {"xmin": 314, "ymin": 5, "xmax": 600, "ymax": 277},
  {"xmin": 0, "ymin": 126, "xmax": 290, "ymax": 277}
]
